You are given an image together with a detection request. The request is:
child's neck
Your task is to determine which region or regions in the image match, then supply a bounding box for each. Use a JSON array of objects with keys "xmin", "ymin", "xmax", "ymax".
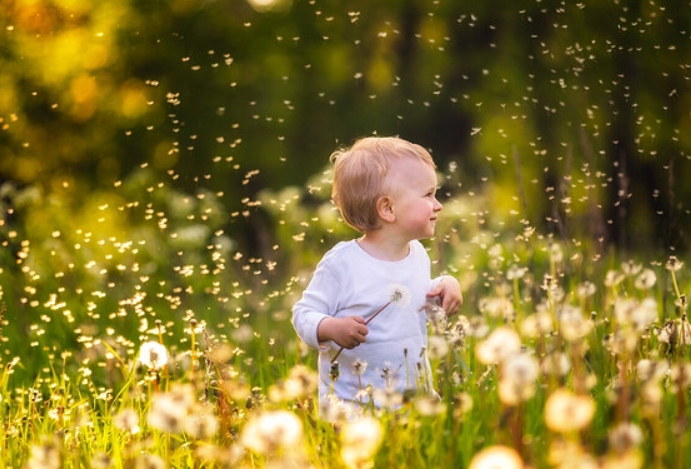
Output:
[{"xmin": 357, "ymin": 232, "xmax": 411, "ymax": 261}]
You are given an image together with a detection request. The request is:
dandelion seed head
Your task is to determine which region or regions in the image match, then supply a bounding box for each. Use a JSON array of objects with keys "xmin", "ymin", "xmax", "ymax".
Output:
[
  {"xmin": 666, "ymin": 255, "xmax": 683, "ymax": 272},
  {"xmin": 372, "ymin": 386, "xmax": 404, "ymax": 410},
  {"xmin": 133, "ymin": 454, "xmax": 166, "ymax": 469},
  {"xmin": 604, "ymin": 270, "xmax": 625, "ymax": 287},
  {"xmin": 576, "ymin": 281, "xmax": 596, "ymax": 299},
  {"xmin": 548, "ymin": 243, "xmax": 564, "ymax": 263},
  {"xmin": 670, "ymin": 363, "xmax": 691, "ymax": 388},
  {"xmin": 544, "ymin": 388, "xmax": 595, "ymax": 433},
  {"xmin": 559, "ymin": 305, "xmax": 591, "ymax": 342},
  {"xmin": 640, "ymin": 382, "xmax": 664, "ymax": 409},
  {"xmin": 467, "ymin": 315, "xmax": 490, "ymax": 338},
  {"xmin": 499, "ymin": 353, "xmax": 540, "ymax": 405},
  {"xmin": 604, "ymin": 329, "xmax": 640, "ymax": 355},
  {"xmin": 468, "ymin": 445, "xmax": 524, "ymax": 469},
  {"xmin": 634, "ymin": 268, "xmax": 656, "ymax": 290},
  {"xmin": 184, "ymin": 403, "xmax": 219, "ymax": 439},
  {"xmin": 147, "ymin": 384, "xmax": 196, "ymax": 434},
  {"xmin": 414, "ymin": 394, "xmax": 446, "ymax": 416},
  {"xmin": 547, "ymin": 440, "xmax": 598, "ymax": 469},
  {"xmin": 90, "ymin": 452, "xmax": 112, "ymax": 469},
  {"xmin": 506, "ymin": 264, "xmax": 527, "ymax": 280},
  {"xmin": 388, "ymin": 284, "xmax": 411, "ymax": 306},
  {"xmin": 241, "ymin": 410, "xmax": 304, "ymax": 455},
  {"xmin": 424, "ymin": 301, "xmax": 447, "ymax": 329},
  {"xmin": 351, "ymin": 358, "xmax": 368, "ymax": 376},
  {"xmin": 520, "ymin": 310, "xmax": 553, "ymax": 338},
  {"xmin": 26, "ymin": 438, "xmax": 61, "ymax": 469},
  {"xmin": 447, "ymin": 314, "xmax": 470, "ymax": 346},
  {"xmin": 340, "ymin": 416, "xmax": 383, "ymax": 468},
  {"xmin": 621, "ymin": 260, "xmax": 642, "ymax": 277},
  {"xmin": 427, "ymin": 334, "xmax": 449, "ymax": 360},
  {"xmin": 608, "ymin": 422, "xmax": 643, "ymax": 452},
  {"xmin": 475, "ymin": 326, "xmax": 521, "ymax": 365},
  {"xmin": 113, "ymin": 408, "xmax": 140, "ymax": 434},
  {"xmin": 320, "ymin": 394, "xmax": 358, "ymax": 422},
  {"xmin": 635, "ymin": 358, "xmax": 669, "ymax": 382},
  {"xmin": 286, "ymin": 364, "xmax": 319, "ymax": 397},
  {"xmin": 453, "ymin": 392, "xmax": 473, "ymax": 416},
  {"xmin": 601, "ymin": 450, "xmax": 644, "ymax": 469},
  {"xmin": 137, "ymin": 341, "xmax": 169, "ymax": 370},
  {"xmin": 541, "ymin": 352, "xmax": 571, "ymax": 377},
  {"xmin": 479, "ymin": 296, "xmax": 514, "ymax": 320}
]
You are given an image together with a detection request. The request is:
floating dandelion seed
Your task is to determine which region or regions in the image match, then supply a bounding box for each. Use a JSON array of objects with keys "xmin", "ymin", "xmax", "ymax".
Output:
[
  {"xmin": 137, "ymin": 341, "xmax": 169, "ymax": 370},
  {"xmin": 468, "ymin": 445, "xmax": 524, "ymax": 469}
]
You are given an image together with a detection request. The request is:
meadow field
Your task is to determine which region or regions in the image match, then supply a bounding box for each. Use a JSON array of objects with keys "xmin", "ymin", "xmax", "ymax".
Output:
[{"xmin": 1, "ymin": 162, "xmax": 689, "ymax": 469}]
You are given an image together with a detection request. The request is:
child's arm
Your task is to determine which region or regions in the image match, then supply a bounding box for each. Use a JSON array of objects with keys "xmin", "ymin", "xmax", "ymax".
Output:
[
  {"xmin": 318, "ymin": 316, "xmax": 368, "ymax": 349},
  {"xmin": 427, "ymin": 275, "xmax": 462, "ymax": 316}
]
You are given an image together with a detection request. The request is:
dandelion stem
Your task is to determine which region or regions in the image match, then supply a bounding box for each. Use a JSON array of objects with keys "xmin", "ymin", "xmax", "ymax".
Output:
[
  {"xmin": 330, "ymin": 301, "xmax": 392, "ymax": 363},
  {"xmin": 671, "ymin": 269, "xmax": 682, "ymax": 302}
]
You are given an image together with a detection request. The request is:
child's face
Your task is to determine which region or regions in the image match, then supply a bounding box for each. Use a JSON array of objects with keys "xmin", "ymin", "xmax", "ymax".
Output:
[{"xmin": 387, "ymin": 157, "xmax": 442, "ymax": 240}]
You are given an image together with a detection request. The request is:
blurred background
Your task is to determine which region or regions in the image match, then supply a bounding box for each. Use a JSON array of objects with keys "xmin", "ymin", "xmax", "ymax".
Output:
[{"xmin": 2, "ymin": 0, "xmax": 690, "ymax": 254}]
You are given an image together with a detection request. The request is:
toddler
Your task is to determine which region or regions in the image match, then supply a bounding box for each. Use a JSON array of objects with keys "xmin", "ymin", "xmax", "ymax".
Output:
[{"xmin": 292, "ymin": 136, "xmax": 462, "ymax": 412}]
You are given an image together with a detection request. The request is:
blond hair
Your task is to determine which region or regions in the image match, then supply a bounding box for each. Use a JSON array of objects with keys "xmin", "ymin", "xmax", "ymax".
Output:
[{"xmin": 330, "ymin": 136, "xmax": 436, "ymax": 232}]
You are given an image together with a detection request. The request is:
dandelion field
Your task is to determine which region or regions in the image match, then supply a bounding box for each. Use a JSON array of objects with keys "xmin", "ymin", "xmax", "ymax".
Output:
[
  {"xmin": 1, "ymin": 162, "xmax": 691, "ymax": 469},
  {"xmin": 4, "ymin": 0, "xmax": 691, "ymax": 468}
]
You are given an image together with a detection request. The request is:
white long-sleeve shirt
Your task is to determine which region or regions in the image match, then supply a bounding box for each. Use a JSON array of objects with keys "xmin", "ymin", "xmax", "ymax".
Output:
[{"xmin": 292, "ymin": 239, "xmax": 437, "ymax": 408}]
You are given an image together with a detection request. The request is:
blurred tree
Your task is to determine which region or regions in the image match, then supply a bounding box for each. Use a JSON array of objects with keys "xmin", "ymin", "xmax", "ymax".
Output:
[{"xmin": 0, "ymin": 0, "xmax": 690, "ymax": 254}]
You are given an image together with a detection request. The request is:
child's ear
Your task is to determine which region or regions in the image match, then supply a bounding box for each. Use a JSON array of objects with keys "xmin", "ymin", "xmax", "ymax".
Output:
[{"xmin": 376, "ymin": 196, "xmax": 395, "ymax": 223}]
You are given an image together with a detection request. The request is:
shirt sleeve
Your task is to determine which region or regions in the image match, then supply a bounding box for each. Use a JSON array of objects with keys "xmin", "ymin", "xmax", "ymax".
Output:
[{"xmin": 292, "ymin": 256, "xmax": 341, "ymax": 350}]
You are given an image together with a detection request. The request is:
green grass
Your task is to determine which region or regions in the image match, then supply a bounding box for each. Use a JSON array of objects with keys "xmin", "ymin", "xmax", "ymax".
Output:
[{"xmin": 1, "ymin": 168, "xmax": 690, "ymax": 468}]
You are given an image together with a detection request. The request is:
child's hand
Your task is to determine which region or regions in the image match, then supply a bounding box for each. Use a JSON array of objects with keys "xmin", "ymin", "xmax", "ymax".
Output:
[
  {"xmin": 318, "ymin": 316, "xmax": 369, "ymax": 349},
  {"xmin": 427, "ymin": 275, "xmax": 462, "ymax": 316}
]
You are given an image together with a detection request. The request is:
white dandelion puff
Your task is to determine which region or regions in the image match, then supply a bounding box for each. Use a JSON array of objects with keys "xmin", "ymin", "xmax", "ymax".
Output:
[
  {"xmin": 544, "ymin": 388, "xmax": 595, "ymax": 433},
  {"xmin": 475, "ymin": 326, "xmax": 521, "ymax": 365},
  {"xmin": 137, "ymin": 341, "xmax": 169, "ymax": 370},
  {"xmin": 469, "ymin": 445, "xmax": 524, "ymax": 469},
  {"xmin": 634, "ymin": 268, "xmax": 657, "ymax": 290},
  {"xmin": 387, "ymin": 284, "xmax": 411, "ymax": 307},
  {"xmin": 241, "ymin": 410, "xmax": 304, "ymax": 455},
  {"xmin": 113, "ymin": 408, "xmax": 140, "ymax": 434},
  {"xmin": 427, "ymin": 334, "xmax": 449, "ymax": 360},
  {"xmin": 340, "ymin": 416, "xmax": 383, "ymax": 469}
]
